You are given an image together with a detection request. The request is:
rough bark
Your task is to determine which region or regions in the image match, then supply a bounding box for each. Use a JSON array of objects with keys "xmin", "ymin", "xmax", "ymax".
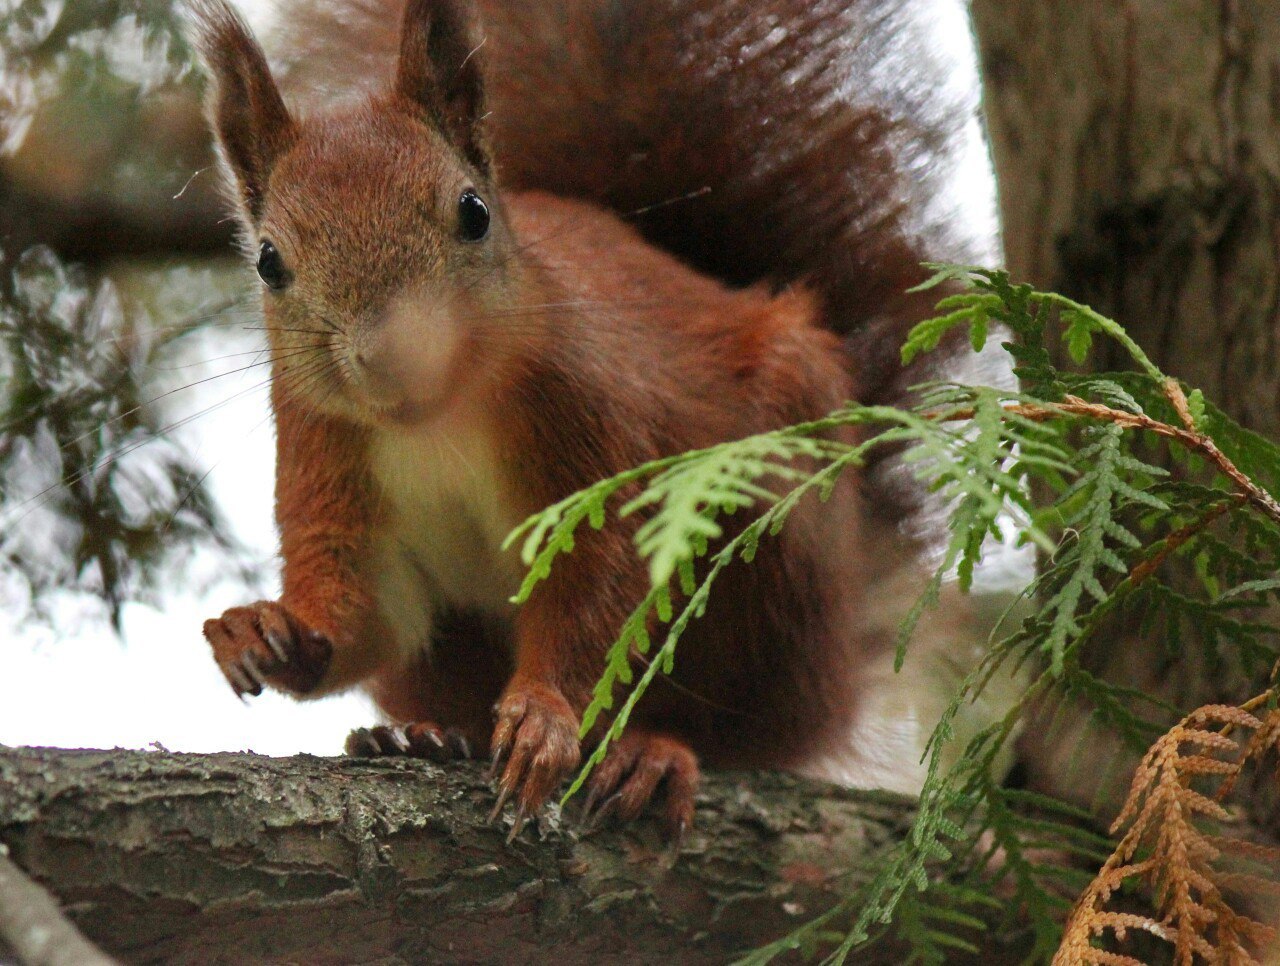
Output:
[{"xmin": 0, "ymin": 747, "xmax": 921, "ymax": 966}]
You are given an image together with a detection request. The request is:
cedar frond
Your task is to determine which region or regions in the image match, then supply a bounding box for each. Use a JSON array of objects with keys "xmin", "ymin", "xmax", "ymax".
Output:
[{"xmin": 1056, "ymin": 702, "xmax": 1280, "ymax": 965}]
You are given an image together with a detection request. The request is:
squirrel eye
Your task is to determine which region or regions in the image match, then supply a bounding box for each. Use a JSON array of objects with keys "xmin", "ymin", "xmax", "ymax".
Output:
[
  {"xmin": 457, "ymin": 189, "xmax": 490, "ymax": 242},
  {"xmin": 257, "ymin": 240, "xmax": 289, "ymax": 290}
]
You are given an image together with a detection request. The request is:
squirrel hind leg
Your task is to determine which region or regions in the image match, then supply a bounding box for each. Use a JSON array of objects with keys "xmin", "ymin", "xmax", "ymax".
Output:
[
  {"xmin": 345, "ymin": 722, "xmax": 474, "ymax": 763},
  {"xmin": 363, "ymin": 606, "xmax": 513, "ymax": 755},
  {"xmin": 581, "ymin": 729, "xmax": 699, "ymax": 841}
]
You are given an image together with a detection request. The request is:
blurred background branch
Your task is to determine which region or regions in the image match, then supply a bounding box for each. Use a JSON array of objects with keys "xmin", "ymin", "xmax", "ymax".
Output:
[{"xmin": 1, "ymin": 0, "xmax": 256, "ymax": 626}]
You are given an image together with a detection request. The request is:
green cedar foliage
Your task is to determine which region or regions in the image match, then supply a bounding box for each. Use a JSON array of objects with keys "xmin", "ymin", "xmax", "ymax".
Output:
[{"xmin": 509, "ymin": 267, "xmax": 1280, "ymax": 962}]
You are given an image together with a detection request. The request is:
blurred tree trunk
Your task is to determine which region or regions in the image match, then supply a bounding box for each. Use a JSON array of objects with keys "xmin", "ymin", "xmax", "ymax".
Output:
[
  {"xmin": 970, "ymin": 0, "xmax": 1280, "ymax": 809},
  {"xmin": 972, "ymin": 0, "xmax": 1280, "ymax": 437}
]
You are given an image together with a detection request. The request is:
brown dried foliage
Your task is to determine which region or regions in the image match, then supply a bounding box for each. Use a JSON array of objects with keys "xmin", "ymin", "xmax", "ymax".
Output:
[{"xmin": 1055, "ymin": 702, "xmax": 1280, "ymax": 965}]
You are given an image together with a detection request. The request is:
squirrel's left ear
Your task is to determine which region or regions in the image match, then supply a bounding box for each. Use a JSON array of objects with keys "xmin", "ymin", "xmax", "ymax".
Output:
[
  {"xmin": 187, "ymin": 0, "xmax": 296, "ymax": 227},
  {"xmin": 395, "ymin": 0, "xmax": 490, "ymax": 176}
]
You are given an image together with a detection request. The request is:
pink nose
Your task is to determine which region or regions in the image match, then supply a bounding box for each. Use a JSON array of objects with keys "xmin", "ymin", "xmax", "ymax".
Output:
[{"xmin": 348, "ymin": 340, "xmax": 402, "ymax": 403}]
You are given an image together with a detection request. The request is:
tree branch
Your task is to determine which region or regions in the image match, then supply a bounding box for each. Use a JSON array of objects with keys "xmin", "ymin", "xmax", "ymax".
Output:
[
  {"xmin": 0, "ymin": 747, "xmax": 923, "ymax": 965},
  {"xmin": 0, "ymin": 847, "xmax": 117, "ymax": 966}
]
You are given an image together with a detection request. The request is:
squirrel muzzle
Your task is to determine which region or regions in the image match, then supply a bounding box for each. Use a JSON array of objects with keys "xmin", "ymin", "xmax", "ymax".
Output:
[{"xmin": 342, "ymin": 288, "xmax": 470, "ymax": 426}]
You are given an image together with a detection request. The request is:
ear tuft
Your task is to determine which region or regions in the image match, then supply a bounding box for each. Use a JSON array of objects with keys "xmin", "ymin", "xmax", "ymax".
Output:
[
  {"xmin": 186, "ymin": 0, "xmax": 296, "ymax": 226},
  {"xmin": 395, "ymin": 0, "xmax": 490, "ymax": 175}
]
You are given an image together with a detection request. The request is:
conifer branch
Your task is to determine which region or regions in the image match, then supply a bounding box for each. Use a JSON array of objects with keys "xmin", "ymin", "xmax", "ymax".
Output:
[
  {"xmin": 933, "ymin": 394, "xmax": 1280, "ymax": 528},
  {"xmin": 1127, "ymin": 497, "xmax": 1241, "ymax": 588},
  {"xmin": 512, "ymin": 265, "xmax": 1280, "ymax": 963}
]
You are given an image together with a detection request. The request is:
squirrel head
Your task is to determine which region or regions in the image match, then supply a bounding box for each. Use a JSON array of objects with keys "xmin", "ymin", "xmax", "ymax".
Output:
[{"xmin": 189, "ymin": 0, "xmax": 516, "ymax": 427}]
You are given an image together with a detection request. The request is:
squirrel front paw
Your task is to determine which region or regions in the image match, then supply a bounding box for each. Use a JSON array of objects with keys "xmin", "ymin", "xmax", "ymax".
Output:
[
  {"xmin": 489, "ymin": 683, "xmax": 581, "ymax": 841},
  {"xmin": 203, "ymin": 600, "xmax": 332, "ymax": 698}
]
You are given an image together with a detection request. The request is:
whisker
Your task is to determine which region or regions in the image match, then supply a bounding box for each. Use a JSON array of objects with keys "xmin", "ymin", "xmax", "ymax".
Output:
[
  {"xmin": 92, "ymin": 294, "xmax": 261, "ymax": 348},
  {"xmin": 280, "ymin": 358, "xmax": 342, "ymax": 402},
  {"xmin": 625, "ymin": 185, "xmax": 712, "ymax": 217},
  {"xmin": 467, "ymin": 296, "xmax": 705, "ymax": 321},
  {"xmin": 157, "ymin": 399, "xmax": 283, "ymax": 546},
  {"xmin": 293, "ymin": 364, "xmax": 347, "ymax": 423},
  {"xmin": 243, "ymin": 325, "xmax": 339, "ymax": 336},
  {"xmin": 97, "ymin": 313, "xmax": 264, "ymax": 349},
  {"xmin": 14, "ymin": 348, "xmax": 334, "ymax": 463},
  {"xmin": 141, "ymin": 344, "xmax": 322, "ymax": 372},
  {"xmin": 159, "ymin": 459, "xmax": 224, "ymax": 543}
]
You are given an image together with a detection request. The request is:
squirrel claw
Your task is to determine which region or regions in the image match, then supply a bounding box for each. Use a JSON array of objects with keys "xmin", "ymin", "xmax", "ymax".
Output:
[
  {"xmin": 585, "ymin": 792, "xmax": 622, "ymax": 831},
  {"xmin": 580, "ymin": 783, "xmax": 605, "ymax": 824},
  {"xmin": 667, "ymin": 817, "xmax": 689, "ymax": 855},
  {"xmin": 488, "ymin": 742, "xmax": 509, "ymax": 781},
  {"xmin": 264, "ymin": 628, "xmax": 291, "ymax": 664},
  {"xmin": 346, "ymin": 722, "xmax": 471, "ymax": 764},
  {"xmin": 580, "ymin": 729, "xmax": 699, "ymax": 840},
  {"xmin": 240, "ymin": 651, "xmax": 269, "ymax": 691},
  {"xmin": 488, "ymin": 784, "xmax": 512, "ymax": 824},
  {"xmin": 344, "ymin": 727, "xmax": 385, "ymax": 757},
  {"xmin": 506, "ymin": 804, "xmax": 532, "ymax": 844},
  {"xmin": 223, "ymin": 660, "xmax": 257, "ymax": 698},
  {"xmin": 448, "ymin": 732, "xmax": 472, "ymax": 760}
]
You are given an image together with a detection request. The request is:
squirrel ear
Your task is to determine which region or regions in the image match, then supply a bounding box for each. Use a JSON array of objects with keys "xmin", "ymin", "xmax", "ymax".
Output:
[
  {"xmin": 187, "ymin": 0, "xmax": 296, "ymax": 226},
  {"xmin": 395, "ymin": 0, "xmax": 490, "ymax": 175}
]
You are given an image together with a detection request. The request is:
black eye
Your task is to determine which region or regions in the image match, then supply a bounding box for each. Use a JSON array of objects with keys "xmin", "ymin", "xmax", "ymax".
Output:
[
  {"xmin": 257, "ymin": 240, "xmax": 289, "ymax": 290},
  {"xmin": 457, "ymin": 189, "xmax": 490, "ymax": 242}
]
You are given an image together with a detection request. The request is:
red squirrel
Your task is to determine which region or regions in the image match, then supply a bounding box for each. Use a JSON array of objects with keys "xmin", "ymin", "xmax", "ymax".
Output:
[{"xmin": 191, "ymin": 0, "xmax": 980, "ymax": 835}]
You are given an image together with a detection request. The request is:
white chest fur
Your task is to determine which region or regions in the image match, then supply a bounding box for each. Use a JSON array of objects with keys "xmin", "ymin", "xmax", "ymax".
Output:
[{"xmin": 365, "ymin": 416, "xmax": 524, "ymax": 659}]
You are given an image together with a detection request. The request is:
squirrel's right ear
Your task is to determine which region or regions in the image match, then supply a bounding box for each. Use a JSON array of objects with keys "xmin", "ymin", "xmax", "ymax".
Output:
[{"xmin": 186, "ymin": 0, "xmax": 296, "ymax": 226}]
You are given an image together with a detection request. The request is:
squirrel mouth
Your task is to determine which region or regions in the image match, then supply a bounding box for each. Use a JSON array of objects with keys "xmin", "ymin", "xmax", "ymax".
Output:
[
  {"xmin": 370, "ymin": 398, "xmax": 428, "ymax": 426},
  {"xmin": 338, "ymin": 364, "xmax": 430, "ymax": 427}
]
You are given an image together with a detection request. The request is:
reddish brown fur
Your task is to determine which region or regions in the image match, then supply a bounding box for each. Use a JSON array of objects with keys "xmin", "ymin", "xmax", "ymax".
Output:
[{"xmin": 192, "ymin": 0, "xmax": 942, "ymax": 832}]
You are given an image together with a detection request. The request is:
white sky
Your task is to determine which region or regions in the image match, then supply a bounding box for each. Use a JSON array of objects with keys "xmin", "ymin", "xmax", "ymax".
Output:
[{"xmin": 0, "ymin": 0, "xmax": 997, "ymax": 757}]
